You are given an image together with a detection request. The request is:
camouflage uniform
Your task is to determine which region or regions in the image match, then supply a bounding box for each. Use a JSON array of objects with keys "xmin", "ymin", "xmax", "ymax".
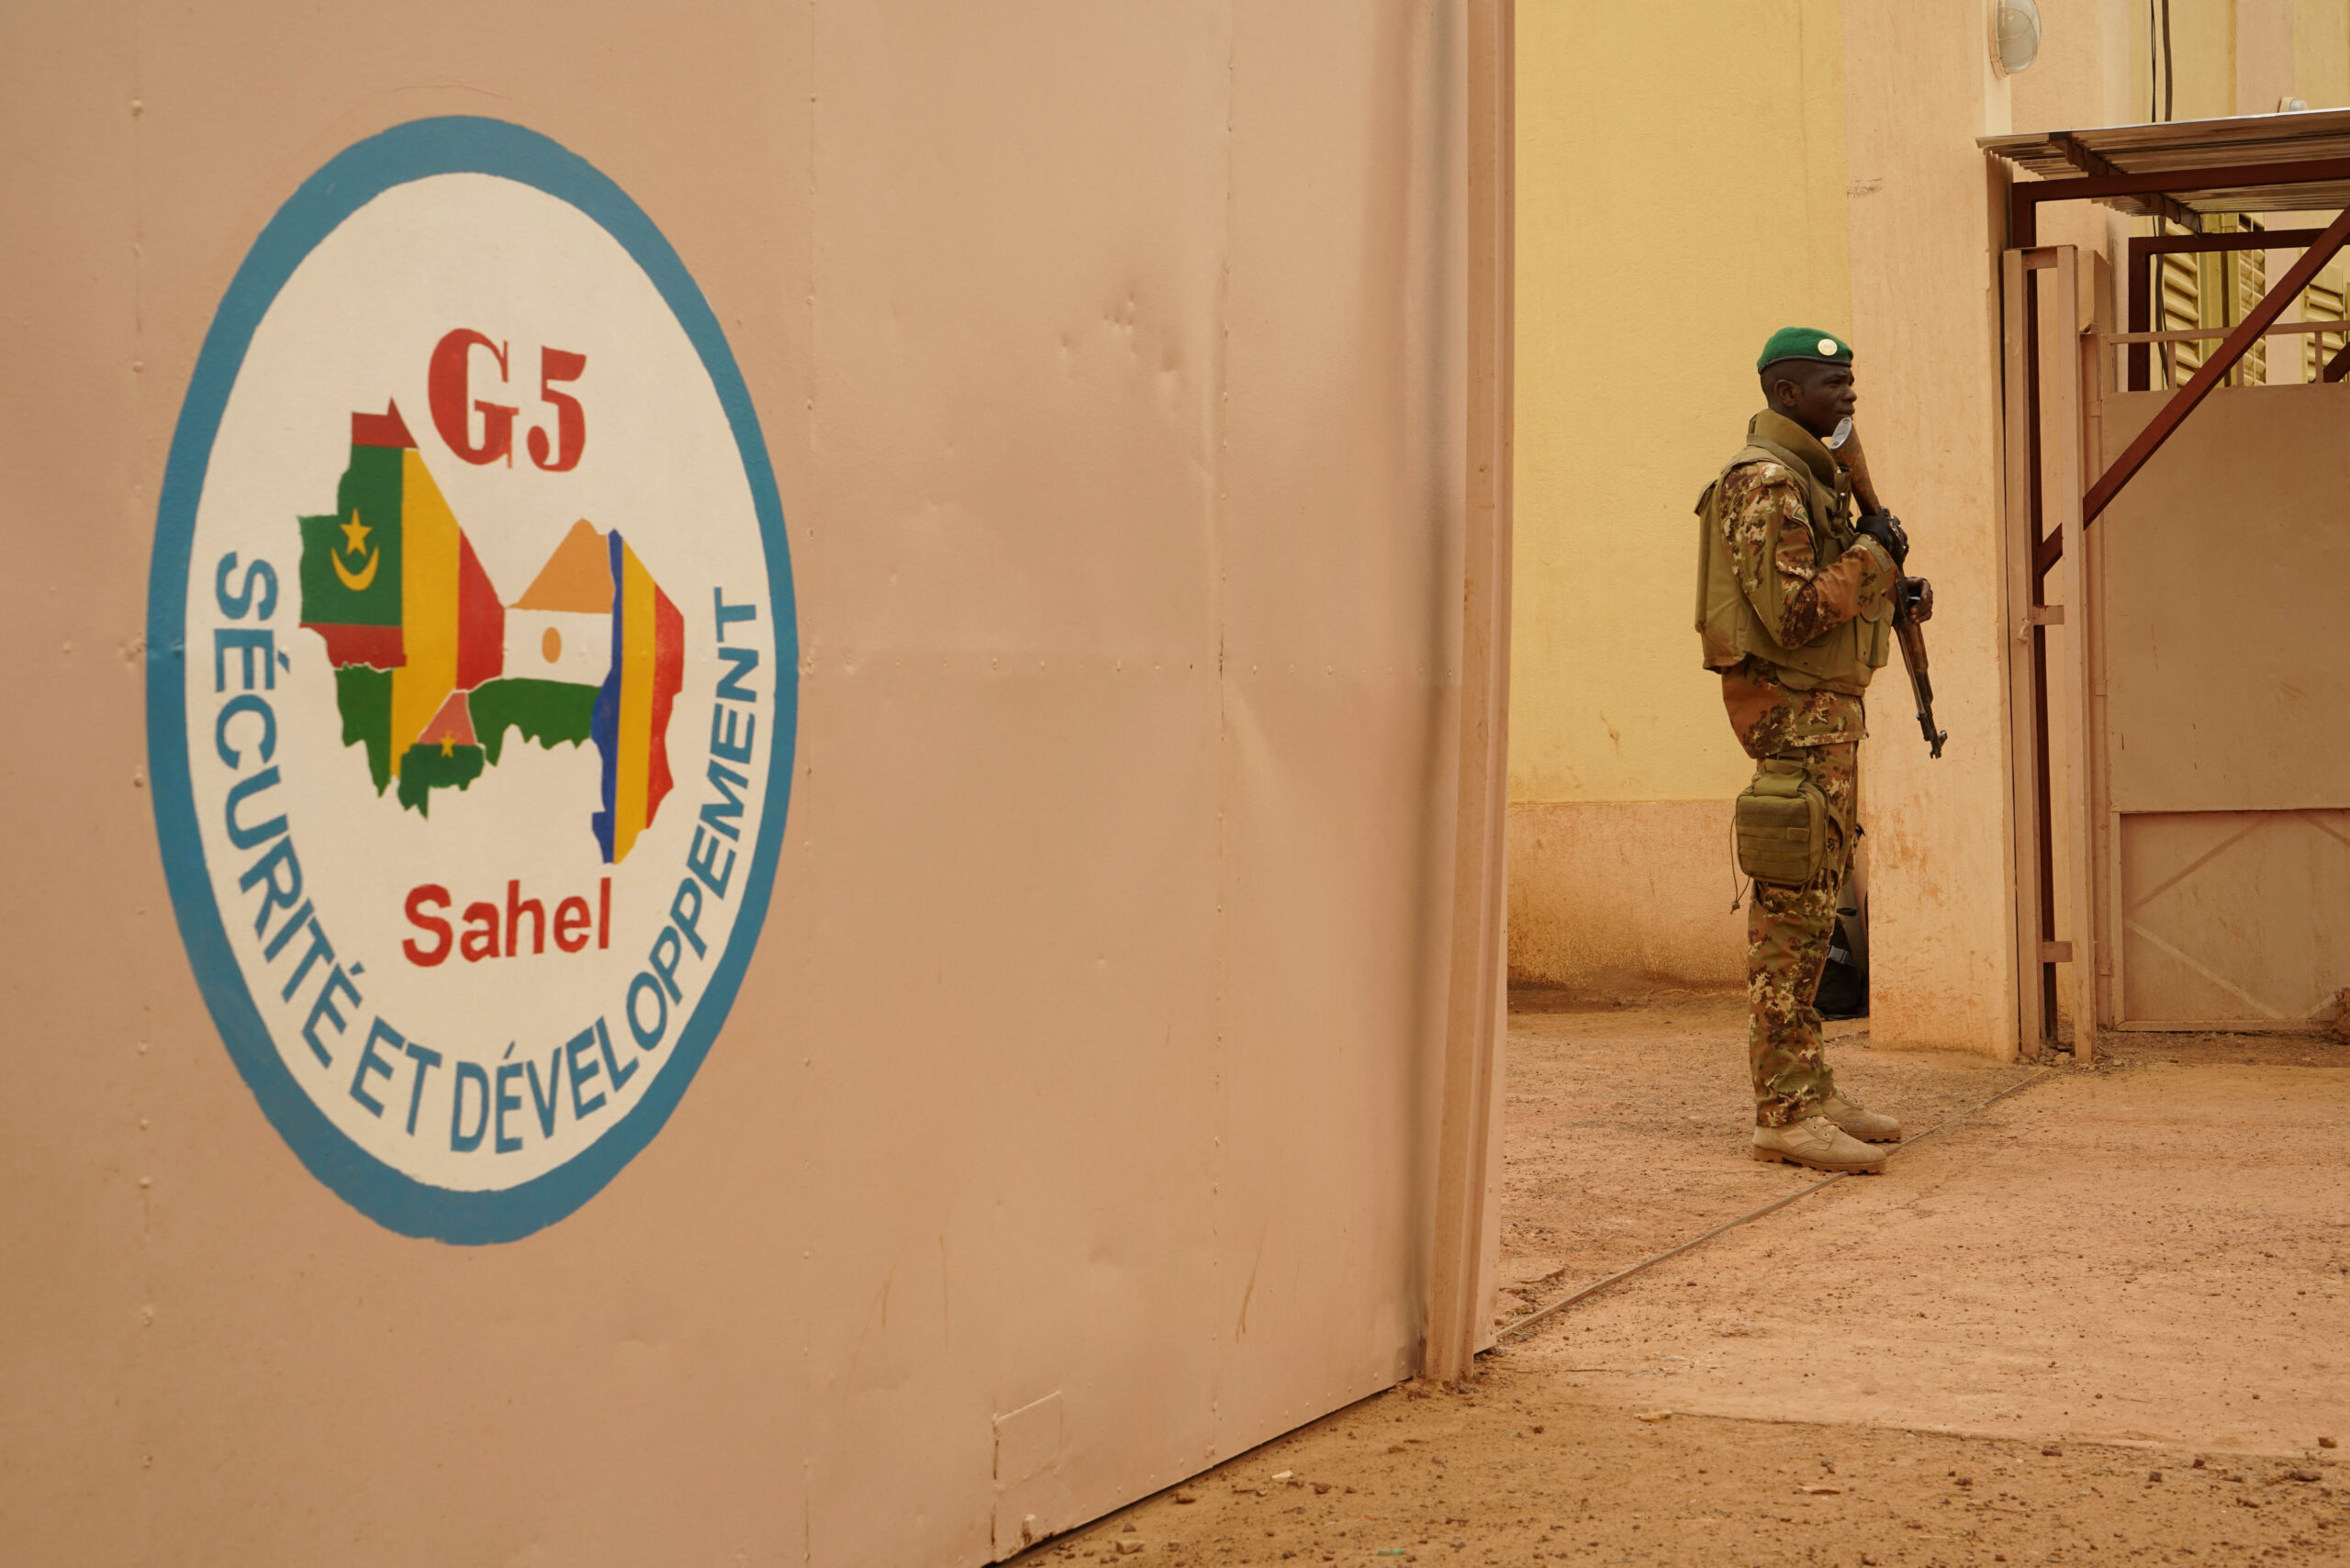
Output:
[{"xmin": 1715, "ymin": 459, "xmax": 1897, "ymax": 1127}]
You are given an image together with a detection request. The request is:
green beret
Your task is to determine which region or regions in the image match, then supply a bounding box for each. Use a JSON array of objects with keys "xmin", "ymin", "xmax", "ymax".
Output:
[{"xmin": 1756, "ymin": 327, "xmax": 1853, "ymax": 370}]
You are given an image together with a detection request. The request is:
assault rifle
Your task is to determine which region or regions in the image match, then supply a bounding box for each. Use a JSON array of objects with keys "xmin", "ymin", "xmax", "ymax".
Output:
[{"xmin": 1828, "ymin": 417, "xmax": 1947, "ymax": 757}]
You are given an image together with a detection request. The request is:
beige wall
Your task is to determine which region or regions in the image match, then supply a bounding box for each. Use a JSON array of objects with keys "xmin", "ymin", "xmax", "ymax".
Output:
[
  {"xmin": 2016, "ymin": 0, "xmax": 2137, "ymax": 129},
  {"xmin": 0, "ymin": 5, "xmax": 1485, "ymax": 1562},
  {"xmin": 1838, "ymin": 7, "xmax": 2021, "ymax": 1055},
  {"xmin": 1508, "ymin": 0, "xmax": 1851, "ymax": 991}
]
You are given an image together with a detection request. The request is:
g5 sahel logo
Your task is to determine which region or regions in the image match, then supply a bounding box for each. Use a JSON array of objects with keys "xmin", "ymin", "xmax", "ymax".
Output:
[{"xmin": 148, "ymin": 119, "xmax": 796, "ymax": 1242}]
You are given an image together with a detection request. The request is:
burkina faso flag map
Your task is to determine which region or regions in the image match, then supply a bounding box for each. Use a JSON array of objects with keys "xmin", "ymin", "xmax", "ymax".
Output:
[{"xmin": 297, "ymin": 401, "xmax": 684, "ymax": 863}]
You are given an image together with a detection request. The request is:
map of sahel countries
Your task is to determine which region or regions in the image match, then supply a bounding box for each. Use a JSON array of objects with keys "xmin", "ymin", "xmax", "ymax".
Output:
[{"xmin": 297, "ymin": 402, "xmax": 684, "ymax": 863}]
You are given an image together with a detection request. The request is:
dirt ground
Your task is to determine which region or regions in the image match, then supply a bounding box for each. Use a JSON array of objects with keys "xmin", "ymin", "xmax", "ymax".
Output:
[{"xmin": 1015, "ymin": 994, "xmax": 2350, "ymax": 1565}]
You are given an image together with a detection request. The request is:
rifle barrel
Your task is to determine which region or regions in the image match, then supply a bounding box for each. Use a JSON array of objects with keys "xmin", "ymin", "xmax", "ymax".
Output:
[
  {"xmin": 1839, "ymin": 424, "xmax": 1948, "ymax": 758},
  {"xmin": 1897, "ymin": 616, "xmax": 1948, "ymax": 758}
]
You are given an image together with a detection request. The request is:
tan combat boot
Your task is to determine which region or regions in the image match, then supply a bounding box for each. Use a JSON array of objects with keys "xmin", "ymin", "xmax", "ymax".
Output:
[
  {"xmin": 1751, "ymin": 1115, "xmax": 1888, "ymax": 1173},
  {"xmin": 1821, "ymin": 1089, "xmax": 1903, "ymax": 1143}
]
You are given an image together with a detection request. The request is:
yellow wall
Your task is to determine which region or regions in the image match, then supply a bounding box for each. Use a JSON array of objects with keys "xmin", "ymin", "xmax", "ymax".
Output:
[
  {"xmin": 1510, "ymin": 0, "xmax": 1851, "ymax": 808},
  {"xmin": 2178, "ymin": 0, "xmax": 2241, "ymax": 116},
  {"xmin": 2299, "ymin": 0, "xmax": 2350, "ymax": 105},
  {"xmin": 2123, "ymin": 0, "xmax": 2315, "ymax": 119}
]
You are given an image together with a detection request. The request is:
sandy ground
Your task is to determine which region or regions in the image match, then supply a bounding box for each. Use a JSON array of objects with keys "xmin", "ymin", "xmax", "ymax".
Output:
[{"xmin": 1014, "ymin": 994, "xmax": 2350, "ymax": 1565}]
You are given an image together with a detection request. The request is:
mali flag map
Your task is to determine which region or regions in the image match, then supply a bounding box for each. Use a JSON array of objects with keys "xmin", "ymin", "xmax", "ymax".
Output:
[{"xmin": 297, "ymin": 402, "xmax": 684, "ymax": 862}]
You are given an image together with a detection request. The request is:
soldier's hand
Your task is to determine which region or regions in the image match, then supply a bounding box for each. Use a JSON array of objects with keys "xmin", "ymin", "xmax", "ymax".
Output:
[
  {"xmin": 1857, "ymin": 512, "xmax": 1909, "ymax": 569},
  {"xmin": 1898, "ymin": 576, "xmax": 1934, "ymax": 624}
]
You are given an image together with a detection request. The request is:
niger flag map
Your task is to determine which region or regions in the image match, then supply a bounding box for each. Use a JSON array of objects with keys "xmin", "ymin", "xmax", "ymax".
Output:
[{"xmin": 297, "ymin": 400, "xmax": 685, "ymax": 863}]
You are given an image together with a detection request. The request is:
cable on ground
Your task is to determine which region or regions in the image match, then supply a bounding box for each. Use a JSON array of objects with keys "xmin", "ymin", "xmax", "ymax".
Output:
[{"xmin": 1493, "ymin": 1068, "xmax": 2055, "ymax": 1344}]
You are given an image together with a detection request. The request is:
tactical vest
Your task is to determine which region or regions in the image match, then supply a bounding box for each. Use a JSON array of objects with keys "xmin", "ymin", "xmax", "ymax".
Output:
[{"xmin": 1693, "ymin": 409, "xmax": 1891, "ymax": 693}]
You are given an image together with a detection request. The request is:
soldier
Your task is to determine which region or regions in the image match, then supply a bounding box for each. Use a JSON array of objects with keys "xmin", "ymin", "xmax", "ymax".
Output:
[{"xmin": 1694, "ymin": 328, "xmax": 1923, "ymax": 1174}]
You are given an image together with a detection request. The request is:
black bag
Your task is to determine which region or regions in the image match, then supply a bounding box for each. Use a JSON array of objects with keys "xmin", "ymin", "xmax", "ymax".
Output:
[{"xmin": 1815, "ymin": 902, "xmax": 1867, "ymax": 1020}]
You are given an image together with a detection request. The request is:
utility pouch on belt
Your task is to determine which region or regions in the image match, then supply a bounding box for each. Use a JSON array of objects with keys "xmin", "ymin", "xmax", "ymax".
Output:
[{"xmin": 1734, "ymin": 760, "xmax": 1828, "ymax": 887}]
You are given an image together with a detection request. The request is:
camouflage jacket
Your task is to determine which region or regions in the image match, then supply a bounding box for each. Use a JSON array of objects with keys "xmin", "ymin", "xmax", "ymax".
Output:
[
  {"xmin": 1714, "ymin": 457, "xmax": 1896, "ymax": 755},
  {"xmin": 1715, "ymin": 458, "xmax": 1897, "ymax": 654}
]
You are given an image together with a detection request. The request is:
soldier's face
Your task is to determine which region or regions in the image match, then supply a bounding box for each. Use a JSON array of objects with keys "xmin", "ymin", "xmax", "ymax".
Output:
[{"xmin": 1770, "ymin": 363, "xmax": 1857, "ymax": 441}]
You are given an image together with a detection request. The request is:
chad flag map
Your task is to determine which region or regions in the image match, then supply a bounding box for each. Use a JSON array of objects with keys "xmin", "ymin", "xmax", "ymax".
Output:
[{"xmin": 297, "ymin": 400, "xmax": 685, "ymax": 863}]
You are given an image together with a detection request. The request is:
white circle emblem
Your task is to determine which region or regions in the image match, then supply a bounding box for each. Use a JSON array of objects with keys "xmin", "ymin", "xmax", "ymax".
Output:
[{"xmin": 150, "ymin": 121, "xmax": 796, "ymax": 1242}]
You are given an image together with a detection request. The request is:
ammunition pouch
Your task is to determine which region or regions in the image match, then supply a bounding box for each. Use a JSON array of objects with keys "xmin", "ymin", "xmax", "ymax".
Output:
[{"xmin": 1734, "ymin": 759, "xmax": 1830, "ymax": 888}]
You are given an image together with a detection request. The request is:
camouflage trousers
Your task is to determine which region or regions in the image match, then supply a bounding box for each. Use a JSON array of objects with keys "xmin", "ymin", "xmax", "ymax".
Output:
[{"xmin": 1746, "ymin": 739, "xmax": 1860, "ymax": 1127}]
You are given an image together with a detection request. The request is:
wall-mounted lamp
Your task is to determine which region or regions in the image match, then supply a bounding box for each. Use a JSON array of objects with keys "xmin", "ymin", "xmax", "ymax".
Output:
[{"xmin": 1993, "ymin": 0, "xmax": 2043, "ymax": 76}]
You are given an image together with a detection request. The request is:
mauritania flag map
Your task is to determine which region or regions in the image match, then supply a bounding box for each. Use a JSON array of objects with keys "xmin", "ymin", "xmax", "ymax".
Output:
[{"xmin": 296, "ymin": 400, "xmax": 685, "ymax": 862}]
